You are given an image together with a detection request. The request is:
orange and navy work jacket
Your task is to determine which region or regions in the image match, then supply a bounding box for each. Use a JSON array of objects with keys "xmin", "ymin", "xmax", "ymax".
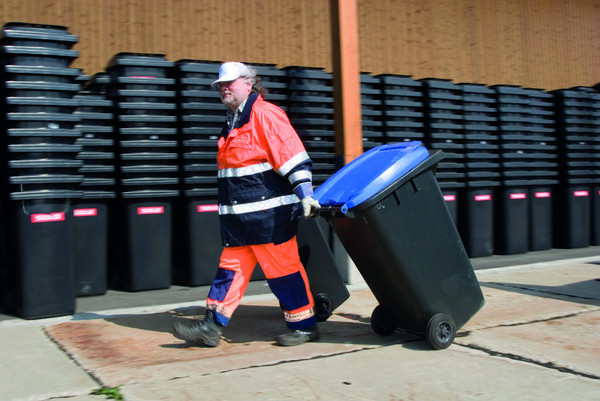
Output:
[{"xmin": 217, "ymin": 93, "xmax": 313, "ymax": 247}]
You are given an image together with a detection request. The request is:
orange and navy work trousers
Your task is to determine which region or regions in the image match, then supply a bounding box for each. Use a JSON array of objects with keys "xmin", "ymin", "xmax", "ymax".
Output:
[{"xmin": 206, "ymin": 236, "xmax": 316, "ymax": 330}]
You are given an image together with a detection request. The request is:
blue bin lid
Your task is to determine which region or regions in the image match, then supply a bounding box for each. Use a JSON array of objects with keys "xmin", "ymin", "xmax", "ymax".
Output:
[{"xmin": 314, "ymin": 141, "xmax": 429, "ymax": 213}]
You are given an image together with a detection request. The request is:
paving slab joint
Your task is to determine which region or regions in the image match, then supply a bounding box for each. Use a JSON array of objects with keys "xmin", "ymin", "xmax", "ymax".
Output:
[
  {"xmin": 43, "ymin": 327, "xmax": 104, "ymax": 388},
  {"xmin": 457, "ymin": 309, "xmax": 599, "ymax": 346},
  {"xmin": 455, "ymin": 342, "xmax": 600, "ymax": 381}
]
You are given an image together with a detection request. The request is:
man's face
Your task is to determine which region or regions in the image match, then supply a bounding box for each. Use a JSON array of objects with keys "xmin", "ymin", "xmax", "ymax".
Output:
[{"xmin": 217, "ymin": 77, "xmax": 252, "ymax": 111}]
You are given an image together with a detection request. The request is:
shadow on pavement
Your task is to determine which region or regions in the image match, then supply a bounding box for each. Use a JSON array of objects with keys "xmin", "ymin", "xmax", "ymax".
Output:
[
  {"xmin": 479, "ymin": 279, "xmax": 600, "ymax": 307},
  {"xmin": 88, "ymin": 303, "xmax": 418, "ymax": 347}
]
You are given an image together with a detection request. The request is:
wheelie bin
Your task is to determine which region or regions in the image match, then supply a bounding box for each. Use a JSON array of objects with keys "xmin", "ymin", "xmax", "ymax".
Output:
[
  {"xmin": 296, "ymin": 217, "xmax": 349, "ymax": 321},
  {"xmin": 315, "ymin": 141, "xmax": 485, "ymax": 349}
]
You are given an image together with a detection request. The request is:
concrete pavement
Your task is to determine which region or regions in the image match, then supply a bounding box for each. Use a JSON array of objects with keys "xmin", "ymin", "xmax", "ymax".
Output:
[{"xmin": 0, "ymin": 250, "xmax": 599, "ymax": 401}]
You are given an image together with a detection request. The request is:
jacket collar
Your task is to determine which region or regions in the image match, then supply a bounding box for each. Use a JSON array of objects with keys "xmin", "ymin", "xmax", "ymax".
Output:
[
  {"xmin": 235, "ymin": 92, "xmax": 259, "ymax": 128},
  {"xmin": 220, "ymin": 92, "xmax": 260, "ymax": 138}
]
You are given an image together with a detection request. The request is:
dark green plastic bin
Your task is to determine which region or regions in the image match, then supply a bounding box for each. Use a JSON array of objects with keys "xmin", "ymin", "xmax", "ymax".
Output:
[{"xmin": 316, "ymin": 142, "xmax": 484, "ymax": 349}]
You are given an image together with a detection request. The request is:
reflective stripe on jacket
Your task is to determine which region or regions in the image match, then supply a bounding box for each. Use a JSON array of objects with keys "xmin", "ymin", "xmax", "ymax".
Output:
[{"xmin": 217, "ymin": 93, "xmax": 313, "ymax": 247}]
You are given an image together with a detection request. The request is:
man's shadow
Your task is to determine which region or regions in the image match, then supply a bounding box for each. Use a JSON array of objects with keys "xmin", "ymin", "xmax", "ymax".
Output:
[{"xmin": 95, "ymin": 304, "xmax": 419, "ymax": 347}]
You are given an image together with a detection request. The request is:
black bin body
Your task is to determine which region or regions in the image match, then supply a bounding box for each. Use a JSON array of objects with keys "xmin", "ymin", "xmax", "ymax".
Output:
[
  {"xmin": 296, "ymin": 217, "xmax": 350, "ymax": 320},
  {"xmin": 4, "ymin": 199, "xmax": 76, "ymax": 319},
  {"xmin": 316, "ymin": 144, "xmax": 484, "ymax": 338},
  {"xmin": 553, "ymin": 185, "xmax": 591, "ymax": 248},
  {"xmin": 112, "ymin": 198, "xmax": 173, "ymax": 291},
  {"xmin": 172, "ymin": 200, "xmax": 222, "ymax": 286},
  {"xmin": 529, "ymin": 188, "xmax": 553, "ymax": 251},
  {"xmin": 593, "ymin": 186, "xmax": 600, "ymax": 245},
  {"xmin": 441, "ymin": 189, "xmax": 459, "ymax": 227},
  {"xmin": 73, "ymin": 200, "xmax": 111, "ymax": 296},
  {"xmin": 459, "ymin": 188, "xmax": 494, "ymax": 257},
  {"xmin": 494, "ymin": 188, "xmax": 530, "ymax": 255}
]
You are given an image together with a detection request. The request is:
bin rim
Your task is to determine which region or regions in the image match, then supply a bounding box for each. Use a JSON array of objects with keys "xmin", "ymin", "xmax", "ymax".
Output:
[
  {"xmin": 9, "ymin": 189, "xmax": 83, "ymax": 200},
  {"xmin": 79, "ymin": 191, "xmax": 117, "ymax": 199},
  {"xmin": 315, "ymin": 142, "xmax": 437, "ymax": 210},
  {"xmin": 316, "ymin": 147, "xmax": 444, "ymax": 217},
  {"xmin": 346, "ymin": 149, "xmax": 443, "ymax": 213},
  {"xmin": 120, "ymin": 189, "xmax": 179, "ymax": 198}
]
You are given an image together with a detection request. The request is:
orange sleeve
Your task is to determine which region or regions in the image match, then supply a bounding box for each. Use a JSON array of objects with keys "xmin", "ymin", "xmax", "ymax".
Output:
[{"xmin": 253, "ymin": 101, "xmax": 307, "ymax": 173}]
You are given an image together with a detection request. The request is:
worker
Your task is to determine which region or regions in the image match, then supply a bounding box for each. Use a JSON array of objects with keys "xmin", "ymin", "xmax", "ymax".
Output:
[{"xmin": 173, "ymin": 62, "xmax": 321, "ymax": 347}]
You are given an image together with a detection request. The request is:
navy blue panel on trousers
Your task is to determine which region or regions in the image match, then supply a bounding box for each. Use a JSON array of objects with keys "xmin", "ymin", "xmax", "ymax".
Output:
[{"xmin": 208, "ymin": 267, "xmax": 235, "ymax": 302}]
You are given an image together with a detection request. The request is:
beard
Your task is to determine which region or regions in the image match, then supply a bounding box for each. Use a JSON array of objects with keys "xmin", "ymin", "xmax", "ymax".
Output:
[{"xmin": 221, "ymin": 92, "xmax": 242, "ymax": 110}]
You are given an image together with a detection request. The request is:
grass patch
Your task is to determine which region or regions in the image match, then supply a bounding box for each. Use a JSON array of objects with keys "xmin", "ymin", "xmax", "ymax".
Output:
[{"xmin": 91, "ymin": 386, "xmax": 123, "ymax": 400}]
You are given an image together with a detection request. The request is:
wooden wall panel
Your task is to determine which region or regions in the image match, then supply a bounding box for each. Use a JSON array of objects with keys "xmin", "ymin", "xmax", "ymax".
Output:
[
  {"xmin": 359, "ymin": 0, "xmax": 600, "ymax": 89},
  {"xmin": 0, "ymin": 0, "xmax": 332, "ymax": 75},
  {"xmin": 0, "ymin": 0, "xmax": 597, "ymax": 89},
  {"xmin": 471, "ymin": 0, "xmax": 527, "ymax": 85}
]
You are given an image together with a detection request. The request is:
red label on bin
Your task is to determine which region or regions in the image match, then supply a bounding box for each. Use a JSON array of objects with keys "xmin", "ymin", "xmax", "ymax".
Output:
[
  {"xmin": 510, "ymin": 193, "xmax": 527, "ymax": 200},
  {"xmin": 474, "ymin": 194, "xmax": 492, "ymax": 201},
  {"xmin": 443, "ymin": 195, "xmax": 456, "ymax": 201},
  {"xmin": 31, "ymin": 212, "xmax": 65, "ymax": 223},
  {"xmin": 137, "ymin": 206, "xmax": 164, "ymax": 215},
  {"xmin": 573, "ymin": 191, "xmax": 589, "ymax": 197},
  {"xmin": 535, "ymin": 192, "xmax": 551, "ymax": 198},
  {"xmin": 197, "ymin": 204, "xmax": 219, "ymax": 212},
  {"xmin": 74, "ymin": 208, "xmax": 98, "ymax": 217}
]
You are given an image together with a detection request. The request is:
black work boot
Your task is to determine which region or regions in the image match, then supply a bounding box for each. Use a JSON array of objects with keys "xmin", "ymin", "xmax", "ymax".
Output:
[
  {"xmin": 172, "ymin": 310, "xmax": 223, "ymax": 347},
  {"xmin": 276, "ymin": 325, "xmax": 319, "ymax": 346}
]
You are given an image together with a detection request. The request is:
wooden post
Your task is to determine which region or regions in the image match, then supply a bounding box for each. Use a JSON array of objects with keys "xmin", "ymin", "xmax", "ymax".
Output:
[{"xmin": 331, "ymin": 0, "xmax": 363, "ymax": 166}]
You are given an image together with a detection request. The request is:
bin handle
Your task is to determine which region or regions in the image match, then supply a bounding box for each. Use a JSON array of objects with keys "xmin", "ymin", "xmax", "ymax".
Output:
[{"xmin": 313, "ymin": 205, "xmax": 344, "ymax": 218}]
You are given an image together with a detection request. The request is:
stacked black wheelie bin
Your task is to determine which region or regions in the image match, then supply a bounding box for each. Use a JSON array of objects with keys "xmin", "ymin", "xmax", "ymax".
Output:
[
  {"xmin": 72, "ymin": 72, "xmax": 116, "ymax": 296},
  {"xmin": 589, "ymin": 88, "xmax": 600, "ymax": 245},
  {"xmin": 459, "ymin": 83, "xmax": 500, "ymax": 257},
  {"xmin": 493, "ymin": 85, "xmax": 558, "ymax": 254},
  {"xmin": 421, "ymin": 78, "xmax": 466, "ymax": 228},
  {"xmin": 359, "ymin": 72, "xmax": 385, "ymax": 151},
  {"xmin": 284, "ymin": 66, "xmax": 337, "ymax": 185},
  {"xmin": 170, "ymin": 59, "xmax": 221, "ymax": 286},
  {"xmin": 252, "ymin": 62, "xmax": 289, "ymax": 110},
  {"xmin": 106, "ymin": 53, "xmax": 179, "ymax": 291},
  {"xmin": 0, "ymin": 23, "xmax": 82, "ymax": 318},
  {"xmin": 377, "ymin": 75, "xmax": 425, "ymax": 145},
  {"xmin": 552, "ymin": 87, "xmax": 598, "ymax": 248}
]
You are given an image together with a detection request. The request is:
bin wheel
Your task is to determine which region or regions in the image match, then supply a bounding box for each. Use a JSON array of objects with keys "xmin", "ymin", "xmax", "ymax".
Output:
[
  {"xmin": 371, "ymin": 305, "xmax": 396, "ymax": 336},
  {"xmin": 426, "ymin": 313, "xmax": 456, "ymax": 350},
  {"xmin": 314, "ymin": 293, "xmax": 333, "ymax": 322}
]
